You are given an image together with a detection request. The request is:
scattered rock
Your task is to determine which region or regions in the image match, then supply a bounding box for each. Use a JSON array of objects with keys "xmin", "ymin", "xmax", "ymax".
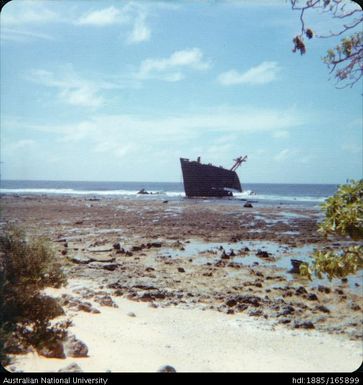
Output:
[
  {"xmin": 158, "ymin": 365, "xmax": 177, "ymax": 373},
  {"xmin": 278, "ymin": 318, "xmax": 291, "ymax": 324},
  {"xmin": 244, "ymin": 202, "xmax": 253, "ymax": 208},
  {"xmin": 294, "ymin": 321, "xmax": 315, "ymax": 329},
  {"xmin": 127, "ymin": 312, "xmax": 136, "ymax": 318},
  {"xmin": 148, "ymin": 241, "xmax": 162, "ymax": 248},
  {"xmin": 37, "ymin": 341, "xmax": 65, "ymax": 359},
  {"xmin": 64, "ymin": 335, "xmax": 88, "ymax": 358},
  {"xmin": 177, "ymin": 267, "xmax": 185, "ymax": 273},
  {"xmin": 317, "ymin": 285, "xmax": 331, "ymax": 294},
  {"xmin": 249, "ymin": 309, "xmax": 263, "ymax": 317},
  {"xmin": 58, "ymin": 363, "xmax": 83, "ymax": 373},
  {"xmin": 68, "ymin": 255, "xmax": 91, "ymax": 264},
  {"xmin": 95, "ymin": 295, "xmax": 118, "ymax": 308},
  {"xmin": 307, "ymin": 293, "xmax": 319, "ymax": 301},
  {"xmin": 278, "ymin": 305, "xmax": 295, "ymax": 317},
  {"xmin": 316, "ymin": 305, "xmax": 330, "ymax": 313},
  {"xmin": 226, "ymin": 298, "xmax": 237, "ymax": 307},
  {"xmin": 295, "ymin": 286, "xmax": 308, "ymax": 296},
  {"xmin": 137, "ymin": 188, "xmax": 149, "ymax": 195},
  {"xmin": 88, "ymin": 262, "xmax": 119, "ymax": 271},
  {"xmin": 289, "ymin": 259, "xmax": 304, "ymax": 274}
]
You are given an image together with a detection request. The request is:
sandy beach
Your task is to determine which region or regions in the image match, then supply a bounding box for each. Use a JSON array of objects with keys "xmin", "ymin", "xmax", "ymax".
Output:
[{"xmin": 1, "ymin": 194, "xmax": 362, "ymax": 372}]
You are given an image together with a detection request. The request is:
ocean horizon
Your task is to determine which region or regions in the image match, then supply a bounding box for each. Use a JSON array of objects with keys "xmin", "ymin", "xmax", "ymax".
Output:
[{"xmin": 0, "ymin": 179, "xmax": 340, "ymax": 206}]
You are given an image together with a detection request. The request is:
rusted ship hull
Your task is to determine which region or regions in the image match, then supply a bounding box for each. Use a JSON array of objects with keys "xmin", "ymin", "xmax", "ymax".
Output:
[{"xmin": 180, "ymin": 157, "xmax": 242, "ymax": 197}]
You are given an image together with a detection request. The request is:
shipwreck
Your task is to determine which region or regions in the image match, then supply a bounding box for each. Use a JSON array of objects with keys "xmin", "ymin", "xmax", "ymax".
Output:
[{"xmin": 180, "ymin": 155, "xmax": 247, "ymax": 197}]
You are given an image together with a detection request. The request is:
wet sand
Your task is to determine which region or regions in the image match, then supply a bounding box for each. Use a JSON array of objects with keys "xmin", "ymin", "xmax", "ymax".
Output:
[{"xmin": 1, "ymin": 194, "xmax": 362, "ymax": 372}]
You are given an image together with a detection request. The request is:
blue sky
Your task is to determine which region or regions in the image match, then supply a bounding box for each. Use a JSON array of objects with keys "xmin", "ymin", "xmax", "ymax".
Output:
[{"xmin": 1, "ymin": 0, "xmax": 362, "ymax": 183}]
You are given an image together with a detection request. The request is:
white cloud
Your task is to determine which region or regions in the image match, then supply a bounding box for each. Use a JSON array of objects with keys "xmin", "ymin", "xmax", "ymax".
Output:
[
  {"xmin": 76, "ymin": 4, "xmax": 152, "ymax": 45},
  {"xmin": 137, "ymin": 48, "xmax": 210, "ymax": 81},
  {"xmin": 274, "ymin": 149, "xmax": 293, "ymax": 162},
  {"xmin": 59, "ymin": 86, "xmax": 104, "ymax": 108},
  {"xmin": 218, "ymin": 61, "xmax": 280, "ymax": 86},
  {"xmin": 23, "ymin": 106, "xmax": 302, "ymax": 148},
  {"xmin": 77, "ymin": 6, "xmax": 124, "ymax": 26},
  {"xmin": 26, "ymin": 67, "xmax": 108, "ymax": 108},
  {"xmin": 127, "ymin": 13, "xmax": 151, "ymax": 44},
  {"xmin": 1, "ymin": 28, "xmax": 54, "ymax": 42}
]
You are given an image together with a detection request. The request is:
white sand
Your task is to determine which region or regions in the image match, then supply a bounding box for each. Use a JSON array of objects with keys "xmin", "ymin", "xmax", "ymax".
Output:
[{"xmin": 9, "ymin": 281, "xmax": 362, "ymax": 373}]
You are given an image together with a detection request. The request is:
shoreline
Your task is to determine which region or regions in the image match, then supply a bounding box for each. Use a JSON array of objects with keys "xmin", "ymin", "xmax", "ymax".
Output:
[
  {"xmin": 1, "ymin": 194, "xmax": 362, "ymax": 372},
  {"xmin": 7, "ymin": 279, "xmax": 362, "ymax": 373}
]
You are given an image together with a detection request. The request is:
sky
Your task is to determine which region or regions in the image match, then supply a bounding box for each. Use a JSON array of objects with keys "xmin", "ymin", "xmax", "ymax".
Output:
[{"xmin": 1, "ymin": 0, "xmax": 362, "ymax": 184}]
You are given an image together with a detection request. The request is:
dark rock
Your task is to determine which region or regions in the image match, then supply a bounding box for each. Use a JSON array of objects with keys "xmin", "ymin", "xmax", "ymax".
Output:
[
  {"xmin": 351, "ymin": 304, "xmax": 361, "ymax": 311},
  {"xmin": 68, "ymin": 255, "xmax": 91, "ymax": 264},
  {"xmin": 244, "ymin": 202, "xmax": 253, "ymax": 208},
  {"xmin": 77, "ymin": 301, "xmax": 100, "ymax": 314},
  {"xmin": 316, "ymin": 305, "xmax": 330, "ymax": 313},
  {"xmin": 318, "ymin": 285, "xmax": 331, "ymax": 294},
  {"xmin": 256, "ymin": 250, "xmax": 273, "ymax": 260},
  {"xmin": 158, "ymin": 365, "xmax": 176, "ymax": 373},
  {"xmin": 278, "ymin": 318, "xmax": 291, "ymax": 324},
  {"xmin": 64, "ymin": 335, "xmax": 88, "ymax": 358},
  {"xmin": 37, "ymin": 341, "xmax": 65, "ymax": 359},
  {"xmin": 295, "ymin": 286, "xmax": 308, "ymax": 296},
  {"xmin": 236, "ymin": 304, "xmax": 249, "ymax": 312},
  {"xmin": 113, "ymin": 243, "xmax": 121, "ymax": 250},
  {"xmin": 137, "ymin": 188, "xmax": 149, "ymax": 195},
  {"xmin": 294, "ymin": 321, "xmax": 315, "ymax": 329},
  {"xmin": 221, "ymin": 251, "xmax": 230, "ymax": 260},
  {"xmin": 226, "ymin": 298, "xmax": 237, "ymax": 307},
  {"xmin": 95, "ymin": 295, "xmax": 118, "ymax": 308},
  {"xmin": 289, "ymin": 259, "xmax": 304, "ymax": 274},
  {"xmin": 177, "ymin": 267, "xmax": 185, "ymax": 273},
  {"xmin": 278, "ymin": 305, "xmax": 295, "ymax": 316},
  {"xmin": 249, "ymin": 310, "xmax": 263, "ymax": 317},
  {"xmin": 149, "ymin": 241, "xmax": 162, "ymax": 248},
  {"xmin": 307, "ymin": 293, "xmax": 319, "ymax": 301},
  {"xmin": 58, "ymin": 363, "xmax": 83, "ymax": 373},
  {"xmin": 88, "ymin": 262, "xmax": 119, "ymax": 271}
]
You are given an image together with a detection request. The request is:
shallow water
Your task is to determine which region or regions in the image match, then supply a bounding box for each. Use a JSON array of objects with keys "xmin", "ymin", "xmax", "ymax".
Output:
[{"xmin": 156, "ymin": 239, "xmax": 362, "ymax": 294}]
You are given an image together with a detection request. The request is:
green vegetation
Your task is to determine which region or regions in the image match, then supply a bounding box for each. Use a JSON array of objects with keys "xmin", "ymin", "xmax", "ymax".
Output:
[
  {"xmin": 0, "ymin": 226, "xmax": 67, "ymax": 365},
  {"xmin": 300, "ymin": 180, "xmax": 363, "ymax": 280}
]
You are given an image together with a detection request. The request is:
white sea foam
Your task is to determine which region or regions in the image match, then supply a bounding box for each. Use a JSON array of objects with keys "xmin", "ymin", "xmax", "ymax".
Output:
[
  {"xmin": 0, "ymin": 188, "xmax": 326, "ymax": 203},
  {"xmin": 0, "ymin": 188, "xmax": 185, "ymax": 197},
  {"xmin": 234, "ymin": 191, "xmax": 327, "ymax": 203}
]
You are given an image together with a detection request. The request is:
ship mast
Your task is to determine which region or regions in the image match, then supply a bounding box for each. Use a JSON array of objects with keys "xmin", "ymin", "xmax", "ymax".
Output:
[{"xmin": 230, "ymin": 155, "xmax": 247, "ymax": 171}]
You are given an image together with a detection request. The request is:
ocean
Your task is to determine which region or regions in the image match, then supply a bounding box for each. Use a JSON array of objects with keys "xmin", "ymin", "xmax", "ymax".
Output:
[{"xmin": 0, "ymin": 180, "xmax": 339, "ymax": 207}]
